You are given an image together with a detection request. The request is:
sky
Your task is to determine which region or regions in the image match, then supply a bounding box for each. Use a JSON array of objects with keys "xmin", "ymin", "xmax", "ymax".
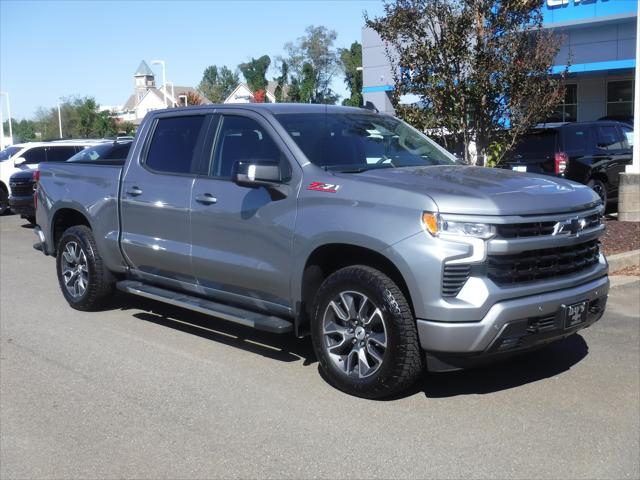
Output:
[{"xmin": 0, "ymin": 0, "xmax": 385, "ymax": 120}]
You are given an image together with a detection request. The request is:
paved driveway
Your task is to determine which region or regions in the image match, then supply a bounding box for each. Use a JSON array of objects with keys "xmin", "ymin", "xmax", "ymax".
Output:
[{"xmin": 1, "ymin": 214, "xmax": 638, "ymax": 479}]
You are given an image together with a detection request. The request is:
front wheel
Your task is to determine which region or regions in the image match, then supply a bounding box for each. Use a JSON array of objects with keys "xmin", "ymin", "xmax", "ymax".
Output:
[
  {"xmin": 0, "ymin": 188, "xmax": 9, "ymax": 215},
  {"xmin": 56, "ymin": 225, "xmax": 114, "ymax": 311},
  {"xmin": 311, "ymin": 266, "xmax": 423, "ymax": 399}
]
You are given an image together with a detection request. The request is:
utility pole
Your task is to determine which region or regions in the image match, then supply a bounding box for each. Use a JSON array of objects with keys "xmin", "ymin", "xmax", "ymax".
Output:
[{"xmin": 58, "ymin": 104, "xmax": 63, "ymax": 138}]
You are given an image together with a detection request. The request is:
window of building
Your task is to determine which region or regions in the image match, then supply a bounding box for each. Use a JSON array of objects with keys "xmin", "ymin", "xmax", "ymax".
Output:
[
  {"xmin": 549, "ymin": 84, "xmax": 577, "ymax": 122},
  {"xmin": 607, "ymin": 80, "xmax": 634, "ymax": 117},
  {"xmin": 145, "ymin": 115, "xmax": 207, "ymax": 174}
]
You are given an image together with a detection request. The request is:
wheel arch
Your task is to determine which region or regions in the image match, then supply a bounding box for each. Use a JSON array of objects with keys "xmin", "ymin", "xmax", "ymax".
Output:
[
  {"xmin": 51, "ymin": 208, "xmax": 92, "ymax": 254},
  {"xmin": 297, "ymin": 243, "xmax": 414, "ymax": 335}
]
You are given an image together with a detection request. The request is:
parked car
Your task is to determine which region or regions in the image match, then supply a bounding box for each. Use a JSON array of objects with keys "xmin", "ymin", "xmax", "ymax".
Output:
[
  {"xmin": 0, "ymin": 140, "xmax": 106, "ymax": 214},
  {"xmin": 34, "ymin": 104, "xmax": 608, "ymax": 398},
  {"xmin": 9, "ymin": 140, "xmax": 133, "ymax": 224},
  {"xmin": 501, "ymin": 121, "xmax": 633, "ymax": 207}
]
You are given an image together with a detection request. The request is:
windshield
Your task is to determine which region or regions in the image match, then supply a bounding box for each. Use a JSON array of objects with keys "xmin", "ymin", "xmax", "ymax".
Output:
[
  {"xmin": 275, "ymin": 112, "xmax": 458, "ymax": 172},
  {"xmin": 513, "ymin": 130, "xmax": 558, "ymax": 158},
  {"xmin": 0, "ymin": 146, "xmax": 21, "ymax": 161},
  {"xmin": 67, "ymin": 142, "xmax": 131, "ymax": 163}
]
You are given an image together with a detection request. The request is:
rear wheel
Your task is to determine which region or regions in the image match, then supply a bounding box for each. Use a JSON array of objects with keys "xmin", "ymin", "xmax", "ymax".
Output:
[
  {"xmin": 311, "ymin": 265, "xmax": 422, "ymax": 399},
  {"xmin": 56, "ymin": 225, "xmax": 114, "ymax": 310},
  {"xmin": 587, "ymin": 178, "xmax": 608, "ymax": 206}
]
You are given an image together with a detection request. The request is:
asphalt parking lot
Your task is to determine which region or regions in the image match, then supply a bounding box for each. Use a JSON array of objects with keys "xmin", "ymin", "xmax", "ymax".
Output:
[{"xmin": 1, "ymin": 213, "xmax": 638, "ymax": 480}]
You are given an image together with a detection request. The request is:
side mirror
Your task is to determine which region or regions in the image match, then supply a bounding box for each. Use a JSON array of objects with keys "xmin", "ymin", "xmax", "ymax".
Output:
[
  {"xmin": 13, "ymin": 157, "xmax": 26, "ymax": 166},
  {"xmin": 234, "ymin": 161, "xmax": 282, "ymax": 188}
]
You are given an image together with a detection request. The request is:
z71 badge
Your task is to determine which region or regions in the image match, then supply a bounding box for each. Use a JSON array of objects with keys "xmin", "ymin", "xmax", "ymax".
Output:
[{"xmin": 308, "ymin": 182, "xmax": 340, "ymax": 193}]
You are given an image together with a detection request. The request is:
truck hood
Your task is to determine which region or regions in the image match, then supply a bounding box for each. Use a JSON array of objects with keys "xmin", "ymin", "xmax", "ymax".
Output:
[{"xmin": 343, "ymin": 165, "xmax": 600, "ymax": 216}]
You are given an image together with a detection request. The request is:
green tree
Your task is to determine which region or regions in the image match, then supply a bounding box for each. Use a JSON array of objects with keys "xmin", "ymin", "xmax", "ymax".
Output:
[
  {"xmin": 3, "ymin": 119, "xmax": 37, "ymax": 143},
  {"xmin": 284, "ymin": 25, "xmax": 340, "ymax": 104},
  {"xmin": 339, "ymin": 41, "xmax": 363, "ymax": 107},
  {"xmin": 239, "ymin": 55, "xmax": 271, "ymax": 95},
  {"xmin": 197, "ymin": 65, "xmax": 239, "ymax": 103},
  {"xmin": 273, "ymin": 60, "xmax": 289, "ymax": 102},
  {"xmin": 366, "ymin": 0, "xmax": 567, "ymax": 164}
]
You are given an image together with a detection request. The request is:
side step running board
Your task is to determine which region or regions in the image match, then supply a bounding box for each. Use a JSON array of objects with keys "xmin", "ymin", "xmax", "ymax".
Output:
[{"xmin": 116, "ymin": 280, "xmax": 293, "ymax": 334}]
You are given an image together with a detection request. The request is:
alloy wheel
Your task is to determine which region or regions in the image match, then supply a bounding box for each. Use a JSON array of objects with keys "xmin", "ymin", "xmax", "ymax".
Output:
[
  {"xmin": 322, "ymin": 290, "xmax": 387, "ymax": 378},
  {"xmin": 60, "ymin": 241, "xmax": 89, "ymax": 298}
]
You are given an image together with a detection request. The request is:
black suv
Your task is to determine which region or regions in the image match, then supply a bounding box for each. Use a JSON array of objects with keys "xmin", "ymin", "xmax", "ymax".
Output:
[{"xmin": 502, "ymin": 121, "xmax": 633, "ymax": 207}]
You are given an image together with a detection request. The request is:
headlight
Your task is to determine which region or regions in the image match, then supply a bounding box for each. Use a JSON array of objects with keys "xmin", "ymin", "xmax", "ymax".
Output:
[{"xmin": 422, "ymin": 212, "xmax": 496, "ymax": 239}]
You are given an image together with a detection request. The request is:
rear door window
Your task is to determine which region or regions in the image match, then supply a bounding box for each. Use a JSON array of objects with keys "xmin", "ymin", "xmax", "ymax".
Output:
[
  {"xmin": 145, "ymin": 115, "xmax": 207, "ymax": 174},
  {"xmin": 562, "ymin": 126, "xmax": 590, "ymax": 156},
  {"xmin": 21, "ymin": 147, "xmax": 47, "ymax": 165},
  {"xmin": 595, "ymin": 125, "xmax": 625, "ymax": 151},
  {"xmin": 46, "ymin": 146, "xmax": 79, "ymax": 162},
  {"xmin": 513, "ymin": 130, "xmax": 558, "ymax": 159}
]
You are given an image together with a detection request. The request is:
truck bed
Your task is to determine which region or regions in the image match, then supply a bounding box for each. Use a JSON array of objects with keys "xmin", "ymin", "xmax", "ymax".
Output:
[{"xmin": 36, "ymin": 162, "xmax": 127, "ymax": 273}]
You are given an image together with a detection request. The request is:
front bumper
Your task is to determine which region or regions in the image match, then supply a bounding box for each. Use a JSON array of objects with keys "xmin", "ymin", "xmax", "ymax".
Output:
[
  {"xmin": 8, "ymin": 194, "xmax": 34, "ymax": 216},
  {"xmin": 417, "ymin": 275, "xmax": 608, "ymax": 366}
]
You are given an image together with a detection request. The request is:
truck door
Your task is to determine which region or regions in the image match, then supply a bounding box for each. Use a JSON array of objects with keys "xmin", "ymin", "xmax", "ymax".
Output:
[
  {"xmin": 190, "ymin": 111, "xmax": 298, "ymax": 313},
  {"xmin": 592, "ymin": 124, "xmax": 632, "ymax": 199},
  {"xmin": 120, "ymin": 113, "xmax": 210, "ymax": 288}
]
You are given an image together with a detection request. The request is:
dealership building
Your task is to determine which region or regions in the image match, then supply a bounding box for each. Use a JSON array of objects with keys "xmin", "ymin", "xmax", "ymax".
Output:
[{"xmin": 362, "ymin": 0, "xmax": 638, "ymax": 122}]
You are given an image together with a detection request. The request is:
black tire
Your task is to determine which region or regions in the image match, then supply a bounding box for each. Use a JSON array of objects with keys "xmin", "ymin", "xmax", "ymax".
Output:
[
  {"xmin": 587, "ymin": 178, "xmax": 608, "ymax": 206},
  {"xmin": 26, "ymin": 216, "xmax": 36, "ymax": 226},
  {"xmin": 56, "ymin": 225, "xmax": 114, "ymax": 311},
  {"xmin": 0, "ymin": 186, "xmax": 9, "ymax": 215},
  {"xmin": 310, "ymin": 265, "xmax": 422, "ymax": 399}
]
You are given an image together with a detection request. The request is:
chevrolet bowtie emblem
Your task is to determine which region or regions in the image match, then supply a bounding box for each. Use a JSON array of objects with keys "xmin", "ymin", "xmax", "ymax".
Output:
[{"xmin": 552, "ymin": 216, "xmax": 587, "ymax": 236}]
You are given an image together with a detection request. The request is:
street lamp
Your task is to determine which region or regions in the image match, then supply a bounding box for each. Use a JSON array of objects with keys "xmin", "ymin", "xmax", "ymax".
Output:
[
  {"xmin": 165, "ymin": 81, "xmax": 176, "ymax": 107},
  {"xmin": 151, "ymin": 59, "xmax": 168, "ymax": 108},
  {"xmin": 57, "ymin": 103, "xmax": 63, "ymax": 138},
  {"xmin": 0, "ymin": 91, "xmax": 13, "ymax": 148}
]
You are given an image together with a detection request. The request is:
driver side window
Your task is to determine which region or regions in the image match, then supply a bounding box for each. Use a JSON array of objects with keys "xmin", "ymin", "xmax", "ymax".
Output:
[{"xmin": 211, "ymin": 115, "xmax": 290, "ymax": 179}]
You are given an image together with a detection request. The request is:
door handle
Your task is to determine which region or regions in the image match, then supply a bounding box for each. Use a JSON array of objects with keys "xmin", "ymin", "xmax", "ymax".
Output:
[
  {"xmin": 126, "ymin": 186, "xmax": 143, "ymax": 196},
  {"xmin": 195, "ymin": 193, "xmax": 217, "ymax": 205}
]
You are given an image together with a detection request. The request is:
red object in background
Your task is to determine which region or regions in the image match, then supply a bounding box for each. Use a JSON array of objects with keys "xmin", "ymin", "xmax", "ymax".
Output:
[{"xmin": 253, "ymin": 89, "xmax": 266, "ymax": 103}]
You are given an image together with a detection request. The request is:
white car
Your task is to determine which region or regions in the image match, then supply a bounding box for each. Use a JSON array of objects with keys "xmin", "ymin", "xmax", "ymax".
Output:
[{"xmin": 0, "ymin": 140, "xmax": 106, "ymax": 214}]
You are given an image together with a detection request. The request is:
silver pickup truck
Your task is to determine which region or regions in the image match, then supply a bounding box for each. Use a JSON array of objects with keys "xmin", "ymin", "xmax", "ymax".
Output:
[{"xmin": 34, "ymin": 104, "xmax": 609, "ymax": 398}]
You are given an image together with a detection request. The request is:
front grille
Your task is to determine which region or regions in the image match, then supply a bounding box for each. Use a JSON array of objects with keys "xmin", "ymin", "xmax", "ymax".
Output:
[
  {"xmin": 9, "ymin": 180, "xmax": 35, "ymax": 197},
  {"xmin": 487, "ymin": 240, "xmax": 600, "ymax": 285},
  {"xmin": 496, "ymin": 212, "xmax": 601, "ymax": 238},
  {"xmin": 442, "ymin": 264, "xmax": 471, "ymax": 297}
]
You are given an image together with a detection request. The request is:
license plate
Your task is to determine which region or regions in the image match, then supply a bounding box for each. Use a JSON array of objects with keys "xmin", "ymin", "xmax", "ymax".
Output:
[
  {"xmin": 512, "ymin": 166, "xmax": 527, "ymax": 172},
  {"xmin": 564, "ymin": 301, "xmax": 588, "ymax": 329}
]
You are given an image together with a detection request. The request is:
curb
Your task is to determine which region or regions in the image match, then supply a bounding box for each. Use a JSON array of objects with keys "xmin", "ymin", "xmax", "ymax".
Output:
[
  {"xmin": 607, "ymin": 249, "xmax": 640, "ymax": 273},
  {"xmin": 609, "ymin": 275, "xmax": 640, "ymax": 289}
]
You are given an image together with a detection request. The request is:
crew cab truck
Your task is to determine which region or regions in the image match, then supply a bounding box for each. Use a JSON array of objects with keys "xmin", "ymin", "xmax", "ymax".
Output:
[{"xmin": 34, "ymin": 104, "xmax": 609, "ymax": 398}]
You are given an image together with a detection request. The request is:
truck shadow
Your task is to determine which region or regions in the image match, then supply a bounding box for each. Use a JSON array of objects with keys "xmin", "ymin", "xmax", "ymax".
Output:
[
  {"xmin": 416, "ymin": 334, "xmax": 589, "ymax": 399},
  {"xmin": 117, "ymin": 294, "xmax": 317, "ymax": 366},
  {"xmin": 115, "ymin": 293, "xmax": 589, "ymax": 399}
]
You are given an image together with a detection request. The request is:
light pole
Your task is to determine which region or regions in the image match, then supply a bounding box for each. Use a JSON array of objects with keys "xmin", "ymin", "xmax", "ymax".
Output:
[
  {"xmin": 57, "ymin": 103, "xmax": 63, "ymax": 138},
  {"xmin": 0, "ymin": 91, "xmax": 13, "ymax": 147},
  {"xmin": 152, "ymin": 60, "xmax": 168, "ymax": 108},
  {"xmin": 165, "ymin": 81, "xmax": 176, "ymax": 107}
]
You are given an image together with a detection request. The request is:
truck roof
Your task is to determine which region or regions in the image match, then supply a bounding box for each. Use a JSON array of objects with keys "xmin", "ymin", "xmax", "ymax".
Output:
[{"xmin": 147, "ymin": 103, "xmax": 378, "ymax": 116}]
